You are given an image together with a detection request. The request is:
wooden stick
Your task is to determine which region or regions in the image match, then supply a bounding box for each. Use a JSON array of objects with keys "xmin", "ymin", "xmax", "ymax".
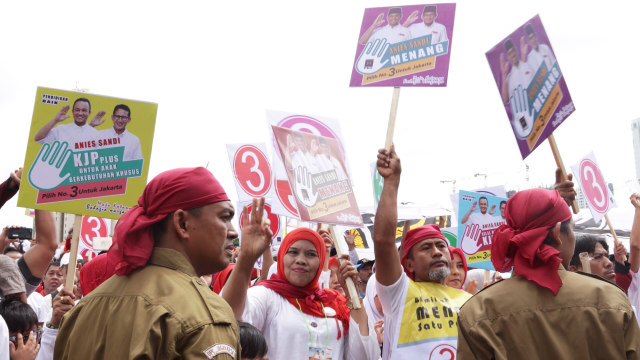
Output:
[
  {"xmin": 483, "ymin": 270, "xmax": 491, "ymax": 284},
  {"xmin": 328, "ymin": 225, "xmax": 362, "ymax": 309},
  {"xmin": 64, "ymin": 215, "xmax": 82, "ymax": 292},
  {"xmin": 605, "ymin": 214, "xmax": 627, "ymax": 262},
  {"xmin": 579, "ymin": 252, "xmax": 591, "ymax": 273},
  {"xmin": 384, "ymin": 87, "xmax": 401, "ymax": 151},
  {"xmin": 547, "ymin": 134, "xmax": 580, "ymax": 214}
]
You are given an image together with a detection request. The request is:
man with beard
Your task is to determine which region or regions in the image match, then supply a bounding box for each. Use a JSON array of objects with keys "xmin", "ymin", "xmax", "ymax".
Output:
[
  {"xmin": 373, "ymin": 146, "xmax": 471, "ymax": 359},
  {"xmin": 359, "ymin": 7, "xmax": 411, "ymax": 45},
  {"xmin": 34, "ymin": 97, "xmax": 105, "ymax": 148}
]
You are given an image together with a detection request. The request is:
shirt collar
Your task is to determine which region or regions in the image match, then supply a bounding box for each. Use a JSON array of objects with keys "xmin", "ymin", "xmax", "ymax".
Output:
[{"xmin": 147, "ymin": 248, "xmax": 197, "ymax": 277}]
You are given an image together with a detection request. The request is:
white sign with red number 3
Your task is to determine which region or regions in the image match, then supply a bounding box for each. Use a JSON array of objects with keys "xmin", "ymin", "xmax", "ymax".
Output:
[
  {"xmin": 571, "ymin": 152, "xmax": 616, "ymax": 223},
  {"xmin": 227, "ymin": 143, "xmax": 273, "ymax": 202}
]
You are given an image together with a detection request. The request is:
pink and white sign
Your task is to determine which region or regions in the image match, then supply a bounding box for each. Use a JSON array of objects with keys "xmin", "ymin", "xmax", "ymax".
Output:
[
  {"xmin": 226, "ymin": 143, "xmax": 273, "ymax": 202},
  {"xmin": 571, "ymin": 152, "xmax": 616, "ymax": 223},
  {"xmin": 78, "ymin": 216, "xmax": 109, "ymax": 260}
]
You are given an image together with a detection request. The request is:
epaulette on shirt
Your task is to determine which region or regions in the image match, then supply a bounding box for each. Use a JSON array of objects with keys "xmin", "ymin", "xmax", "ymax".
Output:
[{"xmin": 575, "ymin": 271, "xmax": 626, "ymax": 293}]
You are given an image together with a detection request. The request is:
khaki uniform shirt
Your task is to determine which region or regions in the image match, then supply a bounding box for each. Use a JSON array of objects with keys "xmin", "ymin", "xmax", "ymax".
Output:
[
  {"xmin": 457, "ymin": 266, "xmax": 640, "ymax": 359},
  {"xmin": 55, "ymin": 248, "xmax": 240, "ymax": 359}
]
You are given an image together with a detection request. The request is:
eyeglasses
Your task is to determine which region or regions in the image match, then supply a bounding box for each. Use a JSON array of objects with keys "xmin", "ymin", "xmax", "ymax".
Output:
[
  {"xmin": 590, "ymin": 251, "xmax": 610, "ymax": 262},
  {"xmin": 113, "ymin": 115, "xmax": 130, "ymax": 120},
  {"xmin": 9, "ymin": 328, "xmax": 43, "ymax": 345}
]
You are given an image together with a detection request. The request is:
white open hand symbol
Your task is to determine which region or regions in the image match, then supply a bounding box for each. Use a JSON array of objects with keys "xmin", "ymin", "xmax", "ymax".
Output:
[
  {"xmin": 28, "ymin": 141, "xmax": 72, "ymax": 190},
  {"xmin": 355, "ymin": 39, "xmax": 390, "ymax": 75},
  {"xmin": 460, "ymin": 224, "xmax": 482, "ymax": 255},
  {"xmin": 293, "ymin": 165, "xmax": 317, "ymax": 207},
  {"xmin": 509, "ymin": 85, "xmax": 534, "ymax": 139}
]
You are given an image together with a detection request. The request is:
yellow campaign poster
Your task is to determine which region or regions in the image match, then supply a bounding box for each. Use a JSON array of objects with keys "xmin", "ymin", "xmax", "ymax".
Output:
[{"xmin": 18, "ymin": 87, "xmax": 157, "ymax": 219}]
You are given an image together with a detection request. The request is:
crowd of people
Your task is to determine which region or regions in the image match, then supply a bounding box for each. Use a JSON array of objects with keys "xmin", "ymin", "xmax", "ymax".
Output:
[{"xmin": 1, "ymin": 144, "xmax": 640, "ymax": 359}]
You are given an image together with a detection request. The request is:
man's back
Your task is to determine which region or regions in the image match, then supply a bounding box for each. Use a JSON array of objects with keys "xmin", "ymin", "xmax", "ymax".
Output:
[
  {"xmin": 55, "ymin": 248, "xmax": 239, "ymax": 359},
  {"xmin": 457, "ymin": 268, "xmax": 640, "ymax": 359}
]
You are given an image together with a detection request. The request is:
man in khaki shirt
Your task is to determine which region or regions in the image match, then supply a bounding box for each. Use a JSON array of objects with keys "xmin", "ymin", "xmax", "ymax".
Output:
[
  {"xmin": 457, "ymin": 188, "xmax": 640, "ymax": 359},
  {"xmin": 54, "ymin": 167, "xmax": 272, "ymax": 359}
]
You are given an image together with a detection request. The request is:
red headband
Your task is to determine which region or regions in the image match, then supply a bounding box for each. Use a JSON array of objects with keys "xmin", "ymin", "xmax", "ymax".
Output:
[
  {"xmin": 492, "ymin": 189, "xmax": 571, "ymax": 295},
  {"xmin": 107, "ymin": 167, "xmax": 230, "ymax": 276},
  {"xmin": 448, "ymin": 246, "xmax": 468, "ymax": 288},
  {"xmin": 401, "ymin": 224, "xmax": 447, "ymax": 280}
]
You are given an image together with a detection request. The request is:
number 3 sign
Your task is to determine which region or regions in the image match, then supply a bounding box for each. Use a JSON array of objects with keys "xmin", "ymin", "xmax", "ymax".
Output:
[
  {"xmin": 571, "ymin": 152, "xmax": 615, "ymax": 222},
  {"xmin": 227, "ymin": 144, "xmax": 272, "ymax": 201}
]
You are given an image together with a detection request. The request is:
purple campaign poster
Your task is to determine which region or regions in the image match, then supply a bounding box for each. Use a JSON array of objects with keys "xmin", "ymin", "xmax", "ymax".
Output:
[
  {"xmin": 350, "ymin": 3, "xmax": 456, "ymax": 87},
  {"xmin": 486, "ymin": 14, "xmax": 575, "ymax": 159}
]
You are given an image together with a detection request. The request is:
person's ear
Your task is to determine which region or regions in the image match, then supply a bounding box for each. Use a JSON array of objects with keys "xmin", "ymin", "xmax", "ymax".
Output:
[
  {"xmin": 548, "ymin": 222, "xmax": 561, "ymax": 247},
  {"xmin": 172, "ymin": 210, "xmax": 189, "ymax": 240},
  {"xmin": 568, "ymin": 264, "xmax": 579, "ymax": 272}
]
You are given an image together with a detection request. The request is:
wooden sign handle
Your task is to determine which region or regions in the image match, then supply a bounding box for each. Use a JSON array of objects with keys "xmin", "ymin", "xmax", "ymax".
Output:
[
  {"xmin": 605, "ymin": 214, "xmax": 627, "ymax": 262},
  {"xmin": 547, "ymin": 134, "xmax": 580, "ymax": 214},
  {"xmin": 64, "ymin": 215, "xmax": 83, "ymax": 292},
  {"xmin": 384, "ymin": 87, "xmax": 401, "ymax": 151},
  {"xmin": 579, "ymin": 252, "xmax": 591, "ymax": 273},
  {"xmin": 328, "ymin": 226, "xmax": 362, "ymax": 309}
]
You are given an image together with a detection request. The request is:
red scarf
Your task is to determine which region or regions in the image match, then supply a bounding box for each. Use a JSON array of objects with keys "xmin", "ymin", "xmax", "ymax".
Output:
[
  {"xmin": 448, "ymin": 246, "xmax": 468, "ymax": 288},
  {"xmin": 107, "ymin": 167, "xmax": 230, "ymax": 276},
  {"xmin": 492, "ymin": 189, "xmax": 571, "ymax": 295},
  {"xmin": 260, "ymin": 228, "xmax": 350, "ymax": 338},
  {"xmin": 79, "ymin": 253, "xmax": 114, "ymax": 296}
]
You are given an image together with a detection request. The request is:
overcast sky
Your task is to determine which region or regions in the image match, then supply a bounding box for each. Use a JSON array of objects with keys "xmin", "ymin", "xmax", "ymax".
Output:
[{"xmin": 1, "ymin": 0, "xmax": 639, "ymax": 229}]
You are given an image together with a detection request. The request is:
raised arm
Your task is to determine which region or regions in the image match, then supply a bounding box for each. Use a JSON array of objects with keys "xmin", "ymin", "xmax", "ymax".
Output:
[
  {"xmin": 34, "ymin": 105, "xmax": 69, "ymax": 142},
  {"xmin": 373, "ymin": 146, "xmax": 402, "ymax": 286},
  {"xmin": 222, "ymin": 198, "xmax": 272, "ymax": 320},
  {"xmin": 23, "ymin": 210, "xmax": 57, "ymax": 278},
  {"xmin": 359, "ymin": 13, "xmax": 385, "ymax": 45}
]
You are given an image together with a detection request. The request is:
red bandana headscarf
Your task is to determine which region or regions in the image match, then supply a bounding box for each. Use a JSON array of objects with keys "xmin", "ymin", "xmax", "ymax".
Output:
[
  {"xmin": 107, "ymin": 167, "xmax": 230, "ymax": 276},
  {"xmin": 79, "ymin": 253, "xmax": 114, "ymax": 296},
  {"xmin": 448, "ymin": 246, "xmax": 468, "ymax": 288},
  {"xmin": 401, "ymin": 224, "xmax": 447, "ymax": 280},
  {"xmin": 492, "ymin": 188, "xmax": 571, "ymax": 295},
  {"xmin": 260, "ymin": 228, "xmax": 350, "ymax": 338}
]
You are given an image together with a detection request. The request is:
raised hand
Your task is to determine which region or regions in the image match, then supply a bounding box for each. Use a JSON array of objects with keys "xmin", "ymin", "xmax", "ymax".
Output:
[
  {"xmin": 10, "ymin": 167, "xmax": 22, "ymax": 187},
  {"xmin": 355, "ymin": 38, "xmax": 390, "ymax": 75},
  {"xmin": 631, "ymin": 193, "xmax": 640, "ymax": 210},
  {"xmin": 520, "ymin": 35, "xmax": 528, "ymax": 62},
  {"xmin": 469, "ymin": 201, "xmax": 478, "ymax": 212},
  {"xmin": 614, "ymin": 241, "xmax": 628, "ymax": 265},
  {"xmin": 240, "ymin": 197, "xmax": 273, "ymax": 263},
  {"xmin": 28, "ymin": 141, "xmax": 72, "ymax": 190},
  {"xmin": 376, "ymin": 145, "xmax": 401, "ymax": 180},
  {"xmin": 53, "ymin": 105, "xmax": 71, "ymax": 124},
  {"xmin": 344, "ymin": 231, "xmax": 356, "ymax": 250},
  {"xmin": 460, "ymin": 224, "xmax": 481, "ymax": 255},
  {"xmin": 405, "ymin": 10, "xmax": 419, "ymax": 25},
  {"xmin": 89, "ymin": 110, "xmax": 106, "ymax": 127},
  {"xmin": 489, "ymin": 204, "xmax": 496, "ymax": 215},
  {"xmin": 509, "ymin": 85, "xmax": 534, "ymax": 138},
  {"xmin": 555, "ymin": 168, "xmax": 576, "ymax": 206},
  {"xmin": 373, "ymin": 13, "xmax": 386, "ymax": 27}
]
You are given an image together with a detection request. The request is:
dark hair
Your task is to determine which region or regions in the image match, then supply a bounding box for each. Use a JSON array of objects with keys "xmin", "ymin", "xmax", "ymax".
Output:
[
  {"xmin": 3, "ymin": 246, "xmax": 23, "ymax": 255},
  {"xmin": 113, "ymin": 104, "xmax": 131, "ymax": 118},
  {"xmin": 478, "ymin": 196, "xmax": 488, "ymax": 204},
  {"xmin": 524, "ymin": 24, "xmax": 535, "ymax": 36},
  {"xmin": 46, "ymin": 259, "xmax": 61, "ymax": 273},
  {"xmin": 73, "ymin": 97, "xmax": 91, "ymax": 112},
  {"xmin": 388, "ymin": 7, "xmax": 402, "ymax": 15},
  {"xmin": 570, "ymin": 235, "xmax": 608, "ymax": 267},
  {"xmin": 500, "ymin": 201, "xmax": 507, "ymax": 207},
  {"xmin": 0, "ymin": 298, "xmax": 38, "ymax": 334},
  {"xmin": 422, "ymin": 5, "xmax": 437, "ymax": 15},
  {"xmin": 238, "ymin": 321, "xmax": 268, "ymax": 358},
  {"xmin": 542, "ymin": 218, "xmax": 572, "ymax": 246},
  {"xmin": 504, "ymin": 39, "xmax": 515, "ymax": 51}
]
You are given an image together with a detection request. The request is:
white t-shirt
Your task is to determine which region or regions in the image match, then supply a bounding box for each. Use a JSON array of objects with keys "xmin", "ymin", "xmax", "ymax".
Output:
[
  {"xmin": 35, "ymin": 326, "xmax": 58, "ymax": 360},
  {"xmin": 527, "ymin": 44, "xmax": 556, "ymax": 74},
  {"xmin": 506, "ymin": 61, "xmax": 535, "ymax": 99},
  {"xmin": 36, "ymin": 122, "xmax": 99, "ymax": 149},
  {"xmin": 408, "ymin": 22, "xmax": 448, "ymax": 43},
  {"xmin": 370, "ymin": 25, "xmax": 411, "ymax": 44},
  {"xmin": 463, "ymin": 212, "xmax": 493, "ymax": 226},
  {"xmin": 27, "ymin": 291, "xmax": 51, "ymax": 324},
  {"xmin": 316, "ymin": 154, "xmax": 348, "ymax": 181},
  {"xmin": 376, "ymin": 274, "xmax": 471, "ymax": 360},
  {"xmin": 628, "ymin": 270, "xmax": 640, "ymax": 326},
  {"xmin": 242, "ymin": 286, "xmax": 379, "ymax": 360},
  {"xmin": 98, "ymin": 128, "xmax": 143, "ymax": 161}
]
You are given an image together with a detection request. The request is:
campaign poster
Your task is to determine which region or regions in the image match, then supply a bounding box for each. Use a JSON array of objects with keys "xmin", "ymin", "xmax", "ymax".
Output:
[
  {"xmin": 449, "ymin": 185, "xmax": 507, "ymax": 222},
  {"xmin": 18, "ymin": 87, "xmax": 157, "ymax": 219},
  {"xmin": 486, "ymin": 15, "xmax": 575, "ymax": 159},
  {"xmin": 570, "ymin": 152, "xmax": 616, "ymax": 223},
  {"xmin": 271, "ymin": 125, "xmax": 363, "ymax": 226},
  {"xmin": 457, "ymin": 190, "xmax": 508, "ymax": 270},
  {"xmin": 350, "ymin": 3, "xmax": 456, "ymax": 87},
  {"xmin": 266, "ymin": 110, "xmax": 351, "ymax": 219}
]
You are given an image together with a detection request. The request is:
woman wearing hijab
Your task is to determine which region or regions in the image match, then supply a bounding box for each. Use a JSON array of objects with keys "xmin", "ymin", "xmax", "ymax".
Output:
[
  {"xmin": 223, "ymin": 227, "xmax": 380, "ymax": 359},
  {"xmin": 445, "ymin": 247, "xmax": 468, "ymax": 290}
]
